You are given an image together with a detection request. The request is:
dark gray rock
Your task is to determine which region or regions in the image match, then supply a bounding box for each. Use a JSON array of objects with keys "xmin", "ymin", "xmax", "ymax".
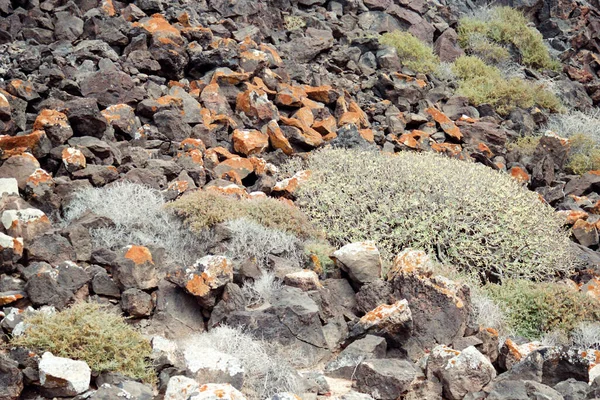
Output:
[
  {"xmin": 0, "ymin": 354, "xmax": 23, "ymax": 400},
  {"xmin": 325, "ymin": 335, "xmax": 387, "ymax": 378},
  {"xmin": 121, "ymin": 288, "xmax": 154, "ymax": 317},
  {"xmin": 354, "ymin": 358, "xmax": 416, "ymax": 400}
]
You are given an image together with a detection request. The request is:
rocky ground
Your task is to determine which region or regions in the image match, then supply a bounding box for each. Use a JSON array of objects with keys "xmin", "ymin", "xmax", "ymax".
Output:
[{"xmin": 2, "ymin": 0, "xmax": 600, "ymax": 398}]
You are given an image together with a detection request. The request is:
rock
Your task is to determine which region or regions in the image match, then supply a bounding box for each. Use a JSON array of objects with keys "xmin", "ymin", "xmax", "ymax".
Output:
[
  {"xmin": 91, "ymin": 270, "xmax": 121, "ymax": 298},
  {"xmin": 554, "ymin": 378, "xmax": 590, "ymax": 400},
  {"xmin": 434, "ymin": 28, "xmax": 464, "ymax": 62},
  {"xmin": 63, "ymin": 98, "xmax": 108, "ymax": 138},
  {"xmin": 325, "ymin": 335, "xmax": 387, "ymax": 379},
  {"xmin": 332, "ymin": 241, "xmax": 382, "ymax": 285},
  {"xmin": 284, "ymin": 269, "xmax": 321, "ymax": 291},
  {"xmin": 165, "ymin": 375, "xmax": 199, "ymax": 400},
  {"xmin": 38, "ymin": 352, "xmax": 91, "ymax": 397},
  {"xmin": 389, "ymin": 260, "xmax": 472, "ymax": 356},
  {"xmin": 2, "ymin": 207, "xmax": 51, "ymax": 242},
  {"xmin": 189, "ymin": 384, "xmax": 246, "ymax": 400},
  {"xmin": 0, "ymin": 232, "xmax": 23, "ymax": 267},
  {"xmin": 80, "ymin": 69, "xmax": 145, "ymax": 108},
  {"xmin": 26, "ymin": 233, "xmax": 77, "ymax": 265},
  {"xmin": 486, "ymin": 380, "xmax": 564, "ymax": 400},
  {"xmin": 183, "ymin": 345, "xmax": 244, "ymax": 389},
  {"xmin": 356, "ymin": 280, "xmax": 395, "ymax": 314},
  {"xmin": 232, "ymin": 129, "xmax": 269, "ymax": 156},
  {"xmin": 168, "ymin": 255, "xmax": 233, "ymax": 305},
  {"xmin": 457, "ymin": 121, "xmax": 508, "ymax": 156},
  {"xmin": 351, "ymin": 299, "xmax": 413, "ymax": 344},
  {"xmin": 0, "ymin": 130, "xmax": 52, "ymax": 160},
  {"xmin": 208, "ymin": 282, "xmax": 246, "ymax": 329},
  {"xmin": 0, "ymin": 354, "xmax": 23, "ymax": 400},
  {"xmin": 89, "ymin": 381, "xmax": 154, "ymax": 400},
  {"xmin": 33, "ymin": 109, "xmax": 73, "ymax": 146},
  {"xmin": 113, "ymin": 245, "xmax": 160, "ymax": 290},
  {"xmin": 427, "ymin": 346, "xmax": 496, "ymax": 400},
  {"xmin": 0, "ymin": 154, "xmax": 40, "ymax": 190},
  {"xmin": 0, "ymin": 178, "xmax": 18, "ymax": 196},
  {"xmin": 62, "ymin": 147, "xmax": 87, "ymax": 172},
  {"xmin": 354, "ymin": 358, "xmax": 417, "ymax": 400},
  {"xmin": 121, "ymin": 288, "xmax": 154, "ymax": 317}
]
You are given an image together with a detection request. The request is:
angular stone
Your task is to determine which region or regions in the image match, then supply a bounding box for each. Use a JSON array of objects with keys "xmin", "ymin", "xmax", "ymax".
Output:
[
  {"xmin": 168, "ymin": 255, "xmax": 233, "ymax": 299},
  {"xmin": 121, "ymin": 288, "xmax": 153, "ymax": 317},
  {"xmin": 427, "ymin": 345, "xmax": 496, "ymax": 400},
  {"xmin": 0, "ymin": 177, "xmax": 18, "ymax": 196},
  {"xmin": 189, "ymin": 383, "xmax": 246, "ymax": 400},
  {"xmin": 165, "ymin": 375, "xmax": 199, "ymax": 400},
  {"xmin": 332, "ymin": 241, "xmax": 382, "ymax": 285},
  {"xmin": 183, "ymin": 345, "xmax": 244, "ymax": 389},
  {"xmin": 1, "ymin": 208, "xmax": 51, "ymax": 242},
  {"xmin": 325, "ymin": 335, "xmax": 387, "ymax": 379},
  {"xmin": 38, "ymin": 352, "xmax": 91, "ymax": 397},
  {"xmin": 354, "ymin": 358, "xmax": 417, "ymax": 400},
  {"xmin": 351, "ymin": 300, "xmax": 412, "ymax": 343},
  {"xmin": 0, "ymin": 354, "xmax": 23, "ymax": 400},
  {"xmin": 113, "ymin": 245, "xmax": 160, "ymax": 290},
  {"xmin": 232, "ymin": 129, "xmax": 269, "ymax": 156},
  {"xmin": 62, "ymin": 148, "xmax": 87, "ymax": 172},
  {"xmin": 284, "ymin": 269, "xmax": 321, "ymax": 291}
]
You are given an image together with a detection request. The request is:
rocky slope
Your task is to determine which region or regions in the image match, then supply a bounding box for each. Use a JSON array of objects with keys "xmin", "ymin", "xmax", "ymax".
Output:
[{"xmin": 2, "ymin": 0, "xmax": 600, "ymax": 398}]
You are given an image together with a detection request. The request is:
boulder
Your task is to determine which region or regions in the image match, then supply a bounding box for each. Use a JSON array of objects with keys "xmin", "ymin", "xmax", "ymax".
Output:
[
  {"xmin": 325, "ymin": 335, "xmax": 387, "ymax": 379},
  {"xmin": 427, "ymin": 345, "xmax": 496, "ymax": 400},
  {"xmin": 351, "ymin": 300, "xmax": 412, "ymax": 345},
  {"xmin": 113, "ymin": 245, "xmax": 160, "ymax": 290},
  {"xmin": 38, "ymin": 352, "xmax": 91, "ymax": 397},
  {"xmin": 354, "ymin": 358, "xmax": 417, "ymax": 400},
  {"xmin": 332, "ymin": 241, "xmax": 382, "ymax": 285},
  {"xmin": 121, "ymin": 288, "xmax": 154, "ymax": 317},
  {"xmin": 183, "ymin": 345, "xmax": 244, "ymax": 389}
]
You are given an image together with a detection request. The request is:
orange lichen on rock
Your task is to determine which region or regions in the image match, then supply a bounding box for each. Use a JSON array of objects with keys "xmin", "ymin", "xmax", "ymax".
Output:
[
  {"xmin": 392, "ymin": 72, "xmax": 427, "ymax": 88},
  {"xmin": 272, "ymin": 170, "xmax": 312, "ymax": 196},
  {"xmin": 232, "ymin": 129, "xmax": 269, "ymax": 156},
  {"xmin": 0, "ymin": 130, "xmax": 46, "ymax": 159},
  {"xmin": 265, "ymin": 120, "xmax": 294, "ymax": 155},
  {"xmin": 33, "ymin": 109, "xmax": 69, "ymax": 130},
  {"xmin": 398, "ymin": 130, "xmax": 430, "ymax": 150},
  {"xmin": 133, "ymin": 14, "xmax": 182, "ymax": 43},
  {"xmin": 431, "ymin": 142, "xmax": 463, "ymax": 157},
  {"xmin": 125, "ymin": 245, "xmax": 154, "ymax": 265},
  {"xmin": 312, "ymin": 116, "xmax": 337, "ymax": 136},
  {"xmin": 280, "ymin": 116, "xmax": 323, "ymax": 147},
  {"xmin": 275, "ymin": 84, "xmax": 307, "ymax": 107},
  {"xmin": 510, "ymin": 166, "xmax": 530, "ymax": 184},
  {"xmin": 304, "ymin": 85, "xmax": 338, "ymax": 104},
  {"xmin": 26, "ymin": 168, "xmax": 53, "ymax": 187},
  {"xmin": 426, "ymin": 107, "xmax": 462, "ymax": 140},
  {"xmin": 100, "ymin": 0, "xmax": 116, "ymax": 16}
]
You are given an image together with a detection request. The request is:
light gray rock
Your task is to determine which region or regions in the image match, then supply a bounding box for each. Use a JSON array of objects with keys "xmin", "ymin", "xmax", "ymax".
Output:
[
  {"xmin": 38, "ymin": 352, "xmax": 91, "ymax": 397},
  {"xmin": 332, "ymin": 241, "xmax": 382, "ymax": 284}
]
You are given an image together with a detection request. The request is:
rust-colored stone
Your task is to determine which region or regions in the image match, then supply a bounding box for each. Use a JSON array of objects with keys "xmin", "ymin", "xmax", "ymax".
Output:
[
  {"xmin": 426, "ymin": 107, "xmax": 462, "ymax": 140},
  {"xmin": 33, "ymin": 109, "xmax": 69, "ymax": 131},
  {"xmin": 125, "ymin": 245, "xmax": 154, "ymax": 265},
  {"xmin": 0, "ymin": 130, "xmax": 46, "ymax": 159},
  {"xmin": 265, "ymin": 120, "xmax": 294, "ymax": 155},
  {"xmin": 232, "ymin": 129, "xmax": 269, "ymax": 156},
  {"xmin": 509, "ymin": 166, "xmax": 530, "ymax": 184}
]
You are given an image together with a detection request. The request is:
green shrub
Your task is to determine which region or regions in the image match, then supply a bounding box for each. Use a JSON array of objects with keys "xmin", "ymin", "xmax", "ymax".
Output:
[
  {"xmin": 12, "ymin": 303, "xmax": 155, "ymax": 383},
  {"xmin": 484, "ymin": 279, "xmax": 600, "ymax": 339},
  {"xmin": 507, "ymin": 136, "xmax": 541, "ymax": 156},
  {"xmin": 292, "ymin": 148, "xmax": 576, "ymax": 282},
  {"xmin": 565, "ymin": 133, "xmax": 600, "ymax": 174},
  {"xmin": 379, "ymin": 31, "xmax": 440, "ymax": 74},
  {"xmin": 452, "ymin": 56, "xmax": 561, "ymax": 115},
  {"xmin": 465, "ymin": 33, "xmax": 511, "ymax": 64},
  {"xmin": 458, "ymin": 7, "xmax": 560, "ymax": 70},
  {"xmin": 170, "ymin": 190, "xmax": 319, "ymax": 239}
]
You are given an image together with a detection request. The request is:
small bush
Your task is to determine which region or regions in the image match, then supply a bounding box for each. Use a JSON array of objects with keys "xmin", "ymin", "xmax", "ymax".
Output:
[
  {"xmin": 544, "ymin": 109, "xmax": 600, "ymax": 142},
  {"xmin": 465, "ymin": 33, "xmax": 511, "ymax": 64},
  {"xmin": 452, "ymin": 56, "xmax": 561, "ymax": 115},
  {"xmin": 458, "ymin": 6, "xmax": 560, "ymax": 70},
  {"xmin": 226, "ymin": 218, "xmax": 304, "ymax": 268},
  {"xmin": 241, "ymin": 272, "xmax": 282, "ymax": 307},
  {"xmin": 484, "ymin": 279, "xmax": 600, "ymax": 339},
  {"xmin": 62, "ymin": 182, "xmax": 202, "ymax": 266},
  {"xmin": 571, "ymin": 321, "xmax": 600, "ymax": 350},
  {"xmin": 170, "ymin": 190, "xmax": 319, "ymax": 239},
  {"xmin": 565, "ymin": 134, "xmax": 600, "ymax": 174},
  {"xmin": 470, "ymin": 288, "xmax": 509, "ymax": 334},
  {"xmin": 379, "ymin": 31, "xmax": 439, "ymax": 74},
  {"xmin": 181, "ymin": 326, "xmax": 301, "ymax": 399},
  {"xmin": 291, "ymin": 148, "xmax": 576, "ymax": 281},
  {"xmin": 12, "ymin": 302, "xmax": 155, "ymax": 383},
  {"xmin": 507, "ymin": 135, "xmax": 541, "ymax": 156}
]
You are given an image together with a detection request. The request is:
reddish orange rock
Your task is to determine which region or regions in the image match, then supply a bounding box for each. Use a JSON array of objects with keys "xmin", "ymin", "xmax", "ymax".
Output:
[
  {"xmin": 557, "ymin": 210, "xmax": 588, "ymax": 225},
  {"xmin": 232, "ymin": 129, "xmax": 269, "ymax": 156},
  {"xmin": 259, "ymin": 44, "xmax": 283, "ymax": 66},
  {"xmin": 398, "ymin": 130, "xmax": 430, "ymax": 150},
  {"xmin": 0, "ymin": 130, "xmax": 49, "ymax": 159},
  {"xmin": 431, "ymin": 142, "xmax": 463, "ymax": 158},
  {"xmin": 210, "ymin": 70, "xmax": 251, "ymax": 85},
  {"xmin": 100, "ymin": 0, "xmax": 116, "ymax": 16},
  {"xmin": 33, "ymin": 109, "xmax": 69, "ymax": 131},
  {"xmin": 26, "ymin": 168, "xmax": 53, "ymax": 188},
  {"xmin": 509, "ymin": 166, "xmax": 530, "ymax": 184},
  {"xmin": 265, "ymin": 120, "xmax": 294, "ymax": 155},
  {"xmin": 133, "ymin": 14, "xmax": 183, "ymax": 43},
  {"xmin": 313, "ymin": 115, "xmax": 337, "ymax": 136},
  {"xmin": 359, "ymin": 129, "xmax": 375, "ymax": 143},
  {"xmin": 304, "ymin": 85, "xmax": 338, "ymax": 104},
  {"xmin": 236, "ymin": 86, "xmax": 279, "ymax": 121},
  {"xmin": 272, "ymin": 170, "xmax": 311, "ymax": 196},
  {"xmin": 61, "ymin": 148, "xmax": 87, "ymax": 172},
  {"xmin": 426, "ymin": 107, "xmax": 462, "ymax": 140},
  {"xmin": 477, "ymin": 142, "xmax": 493, "ymax": 158},
  {"xmin": 214, "ymin": 156, "xmax": 254, "ymax": 180},
  {"xmin": 280, "ymin": 116, "xmax": 323, "ymax": 148},
  {"xmin": 275, "ymin": 84, "xmax": 307, "ymax": 107},
  {"xmin": 392, "ymin": 72, "xmax": 427, "ymax": 88},
  {"xmin": 294, "ymin": 107, "xmax": 315, "ymax": 127},
  {"xmin": 125, "ymin": 245, "xmax": 154, "ymax": 265}
]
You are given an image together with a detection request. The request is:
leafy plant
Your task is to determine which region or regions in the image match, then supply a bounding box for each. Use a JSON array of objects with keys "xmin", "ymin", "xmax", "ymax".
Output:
[
  {"xmin": 379, "ymin": 31, "xmax": 440, "ymax": 74},
  {"xmin": 565, "ymin": 133, "xmax": 600, "ymax": 175},
  {"xmin": 507, "ymin": 135, "xmax": 541, "ymax": 156},
  {"xmin": 291, "ymin": 148, "xmax": 576, "ymax": 282},
  {"xmin": 484, "ymin": 279, "xmax": 600, "ymax": 339},
  {"xmin": 12, "ymin": 302, "xmax": 155, "ymax": 383},
  {"xmin": 170, "ymin": 190, "xmax": 320, "ymax": 239},
  {"xmin": 458, "ymin": 6, "xmax": 560, "ymax": 70},
  {"xmin": 452, "ymin": 56, "xmax": 561, "ymax": 115},
  {"xmin": 304, "ymin": 240, "xmax": 336, "ymax": 276}
]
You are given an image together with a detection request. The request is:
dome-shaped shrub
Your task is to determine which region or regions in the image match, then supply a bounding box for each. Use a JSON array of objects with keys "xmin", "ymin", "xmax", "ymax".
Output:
[{"xmin": 293, "ymin": 148, "xmax": 575, "ymax": 281}]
